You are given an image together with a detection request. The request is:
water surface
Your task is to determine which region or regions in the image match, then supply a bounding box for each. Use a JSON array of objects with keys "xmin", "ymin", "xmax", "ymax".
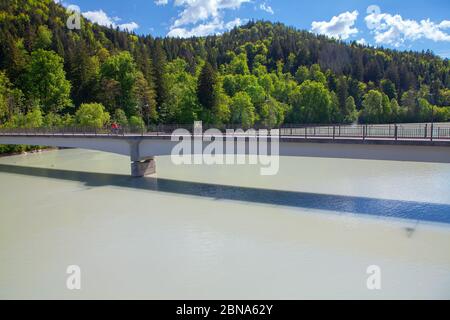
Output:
[{"xmin": 0, "ymin": 149, "xmax": 449, "ymax": 299}]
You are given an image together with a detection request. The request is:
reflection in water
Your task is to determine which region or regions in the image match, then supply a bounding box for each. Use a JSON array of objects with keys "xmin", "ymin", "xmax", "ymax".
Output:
[{"xmin": 0, "ymin": 163, "xmax": 449, "ymax": 224}]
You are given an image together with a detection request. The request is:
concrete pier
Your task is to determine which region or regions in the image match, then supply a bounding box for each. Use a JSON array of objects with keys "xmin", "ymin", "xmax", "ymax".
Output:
[{"xmin": 131, "ymin": 157, "xmax": 156, "ymax": 177}]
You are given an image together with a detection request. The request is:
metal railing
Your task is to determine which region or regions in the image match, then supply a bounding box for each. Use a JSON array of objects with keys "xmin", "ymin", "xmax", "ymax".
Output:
[
  {"xmin": 279, "ymin": 123, "xmax": 450, "ymax": 141},
  {"xmin": 0, "ymin": 123, "xmax": 450, "ymax": 141}
]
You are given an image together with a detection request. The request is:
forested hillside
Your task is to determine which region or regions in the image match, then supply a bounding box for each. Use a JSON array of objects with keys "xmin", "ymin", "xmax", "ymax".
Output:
[{"xmin": 1, "ymin": 0, "xmax": 449, "ymax": 142}]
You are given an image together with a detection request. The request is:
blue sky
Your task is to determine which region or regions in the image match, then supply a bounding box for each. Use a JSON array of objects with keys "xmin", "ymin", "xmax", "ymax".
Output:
[{"xmin": 59, "ymin": 0, "xmax": 450, "ymax": 58}]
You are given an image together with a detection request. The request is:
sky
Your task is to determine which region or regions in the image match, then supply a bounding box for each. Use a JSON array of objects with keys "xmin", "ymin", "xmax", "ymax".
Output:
[{"xmin": 57, "ymin": 0, "xmax": 450, "ymax": 58}]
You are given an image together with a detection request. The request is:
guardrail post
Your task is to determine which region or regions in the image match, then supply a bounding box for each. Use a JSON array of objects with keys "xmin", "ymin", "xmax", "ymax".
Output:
[
  {"xmin": 362, "ymin": 125, "xmax": 366, "ymax": 140},
  {"xmin": 332, "ymin": 126, "xmax": 335, "ymax": 140},
  {"xmin": 394, "ymin": 124, "xmax": 398, "ymax": 141},
  {"xmin": 430, "ymin": 123, "xmax": 434, "ymax": 141},
  {"xmin": 424, "ymin": 124, "xmax": 427, "ymax": 139}
]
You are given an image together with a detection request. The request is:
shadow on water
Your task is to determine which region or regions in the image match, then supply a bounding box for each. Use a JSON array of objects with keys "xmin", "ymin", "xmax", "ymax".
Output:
[{"xmin": 0, "ymin": 164, "xmax": 449, "ymax": 225}]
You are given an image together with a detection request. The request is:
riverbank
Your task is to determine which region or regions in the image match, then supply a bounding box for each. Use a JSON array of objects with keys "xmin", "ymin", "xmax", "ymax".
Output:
[
  {"xmin": 0, "ymin": 146, "xmax": 58, "ymax": 158},
  {"xmin": 0, "ymin": 146, "xmax": 77, "ymax": 158}
]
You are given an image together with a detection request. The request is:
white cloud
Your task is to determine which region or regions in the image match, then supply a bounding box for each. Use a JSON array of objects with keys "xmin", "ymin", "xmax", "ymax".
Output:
[
  {"xmin": 365, "ymin": 10, "xmax": 450, "ymax": 47},
  {"xmin": 163, "ymin": 0, "xmax": 250, "ymax": 38},
  {"xmin": 225, "ymin": 17, "xmax": 244, "ymax": 29},
  {"xmin": 171, "ymin": 0, "xmax": 250, "ymax": 27},
  {"xmin": 311, "ymin": 10, "xmax": 359, "ymax": 40},
  {"xmin": 259, "ymin": 3, "xmax": 274, "ymax": 15},
  {"xmin": 118, "ymin": 22, "xmax": 140, "ymax": 31},
  {"xmin": 154, "ymin": 0, "xmax": 169, "ymax": 5},
  {"xmin": 167, "ymin": 16, "xmax": 245, "ymax": 38},
  {"xmin": 82, "ymin": 9, "xmax": 139, "ymax": 31},
  {"xmin": 439, "ymin": 21, "xmax": 450, "ymax": 29},
  {"xmin": 356, "ymin": 38, "xmax": 366, "ymax": 45}
]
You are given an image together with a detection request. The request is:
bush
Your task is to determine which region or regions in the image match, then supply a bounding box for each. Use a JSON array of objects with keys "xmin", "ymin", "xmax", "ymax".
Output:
[
  {"xmin": 75, "ymin": 103, "xmax": 110, "ymax": 129},
  {"xmin": 128, "ymin": 116, "xmax": 145, "ymax": 131},
  {"xmin": 114, "ymin": 109, "xmax": 128, "ymax": 127}
]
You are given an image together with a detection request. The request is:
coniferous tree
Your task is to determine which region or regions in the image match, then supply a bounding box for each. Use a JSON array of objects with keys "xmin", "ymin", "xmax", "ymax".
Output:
[
  {"xmin": 152, "ymin": 40, "xmax": 169, "ymax": 120},
  {"xmin": 336, "ymin": 76, "xmax": 349, "ymax": 114},
  {"xmin": 197, "ymin": 62, "xmax": 217, "ymax": 111}
]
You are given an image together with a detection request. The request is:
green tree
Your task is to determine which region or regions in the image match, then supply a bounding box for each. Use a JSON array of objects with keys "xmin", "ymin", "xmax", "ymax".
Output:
[
  {"xmin": 9, "ymin": 107, "xmax": 44, "ymax": 128},
  {"xmin": 133, "ymin": 71, "xmax": 157, "ymax": 122},
  {"xmin": 211, "ymin": 84, "xmax": 231, "ymax": 125},
  {"xmin": 197, "ymin": 62, "xmax": 217, "ymax": 111},
  {"xmin": 223, "ymin": 74, "xmax": 238, "ymax": 97},
  {"xmin": 113, "ymin": 108, "xmax": 128, "ymax": 127},
  {"xmin": 228, "ymin": 53, "xmax": 250, "ymax": 75},
  {"xmin": 245, "ymin": 84, "xmax": 266, "ymax": 111},
  {"xmin": 309, "ymin": 64, "xmax": 326, "ymax": 85},
  {"xmin": 348, "ymin": 79, "xmax": 366, "ymax": 109},
  {"xmin": 75, "ymin": 103, "xmax": 110, "ymax": 128},
  {"xmin": 25, "ymin": 49, "xmax": 72, "ymax": 113},
  {"xmin": 326, "ymin": 70, "xmax": 337, "ymax": 91},
  {"xmin": 100, "ymin": 51, "xmax": 138, "ymax": 115},
  {"xmin": 0, "ymin": 37, "xmax": 28, "ymax": 83},
  {"xmin": 381, "ymin": 79, "xmax": 397, "ymax": 100},
  {"xmin": 389, "ymin": 98, "xmax": 402, "ymax": 122},
  {"xmin": 438, "ymin": 88, "xmax": 450, "ymax": 106},
  {"xmin": 401, "ymin": 90, "xmax": 419, "ymax": 121},
  {"xmin": 417, "ymin": 98, "xmax": 436, "ymax": 122},
  {"xmin": 24, "ymin": 107, "xmax": 43, "ymax": 128},
  {"xmin": 336, "ymin": 76, "xmax": 349, "ymax": 115},
  {"xmin": 230, "ymin": 92, "xmax": 255, "ymax": 128},
  {"xmin": 295, "ymin": 66, "xmax": 309, "ymax": 84},
  {"xmin": 161, "ymin": 58, "xmax": 201, "ymax": 124},
  {"xmin": 35, "ymin": 25, "xmax": 53, "ymax": 50},
  {"xmin": 129, "ymin": 115, "xmax": 145, "ymax": 131},
  {"xmin": 152, "ymin": 41, "xmax": 169, "ymax": 115},
  {"xmin": 0, "ymin": 71, "xmax": 24, "ymax": 123},
  {"xmin": 43, "ymin": 112, "xmax": 63, "ymax": 128},
  {"xmin": 69, "ymin": 43, "xmax": 100, "ymax": 105},
  {"xmin": 291, "ymin": 80, "xmax": 333, "ymax": 123},
  {"xmin": 97, "ymin": 78, "xmax": 121, "ymax": 113},
  {"xmin": 343, "ymin": 96, "xmax": 358, "ymax": 123},
  {"xmin": 360, "ymin": 90, "xmax": 391, "ymax": 123},
  {"xmin": 260, "ymin": 97, "xmax": 287, "ymax": 128}
]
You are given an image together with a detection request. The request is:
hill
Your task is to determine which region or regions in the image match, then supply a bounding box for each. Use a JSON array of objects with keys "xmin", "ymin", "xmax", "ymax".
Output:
[{"xmin": 1, "ymin": 0, "xmax": 449, "ymax": 135}]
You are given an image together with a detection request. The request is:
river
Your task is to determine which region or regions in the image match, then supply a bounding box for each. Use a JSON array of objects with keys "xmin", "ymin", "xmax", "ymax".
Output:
[{"xmin": 0, "ymin": 148, "xmax": 449, "ymax": 299}]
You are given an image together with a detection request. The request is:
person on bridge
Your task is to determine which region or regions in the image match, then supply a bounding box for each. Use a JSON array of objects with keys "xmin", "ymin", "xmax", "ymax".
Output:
[{"xmin": 111, "ymin": 122, "xmax": 119, "ymax": 135}]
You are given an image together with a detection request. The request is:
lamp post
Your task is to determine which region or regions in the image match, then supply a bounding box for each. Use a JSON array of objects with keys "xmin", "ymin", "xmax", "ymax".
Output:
[
  {"xmin": 429, "ymin": 93, "xmax": 435, "ymax": 141},
  {"xmin": 145, "ymin": 103, "xmax": 149, "ymax": 134}
]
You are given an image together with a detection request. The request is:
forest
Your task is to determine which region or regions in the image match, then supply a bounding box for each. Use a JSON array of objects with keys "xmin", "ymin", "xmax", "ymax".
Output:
[{"xmin": 1, "ymin": 0, "xmax": 450, "ymax": 153}]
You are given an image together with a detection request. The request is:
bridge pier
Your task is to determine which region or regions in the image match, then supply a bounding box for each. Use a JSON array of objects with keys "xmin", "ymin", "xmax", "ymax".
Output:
[
  {"xmin": 128, "ymin": 140, "xmax": 156, "ymax": 177},
  {"xmin": 131, "ymin": 157, "xmax": 156, "ymax": 177}
]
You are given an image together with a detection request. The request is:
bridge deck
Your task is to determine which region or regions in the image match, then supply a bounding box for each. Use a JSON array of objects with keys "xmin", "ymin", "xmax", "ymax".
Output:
[
  {"xmin": 1, "ymin": 132, "xmax": 449, "ymax": 147},
  {"xmin": 2, "ymin": 126, "xmax": 450, "ymax": 176}
]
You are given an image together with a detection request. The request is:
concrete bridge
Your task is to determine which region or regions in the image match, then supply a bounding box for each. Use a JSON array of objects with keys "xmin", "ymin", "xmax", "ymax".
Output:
[{"xmin": 1, "ymin": 124, "xmax": 450, "ymax": 177}]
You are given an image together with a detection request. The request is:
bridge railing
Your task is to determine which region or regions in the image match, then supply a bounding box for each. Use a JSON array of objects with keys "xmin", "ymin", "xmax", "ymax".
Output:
[
  {"xmin": 0, "ymin": 123, "xmax": 450, "ymax": 140},
  {"xmin": 280, "ymin": 123, "xmax": 450, "ymax": 140}
]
